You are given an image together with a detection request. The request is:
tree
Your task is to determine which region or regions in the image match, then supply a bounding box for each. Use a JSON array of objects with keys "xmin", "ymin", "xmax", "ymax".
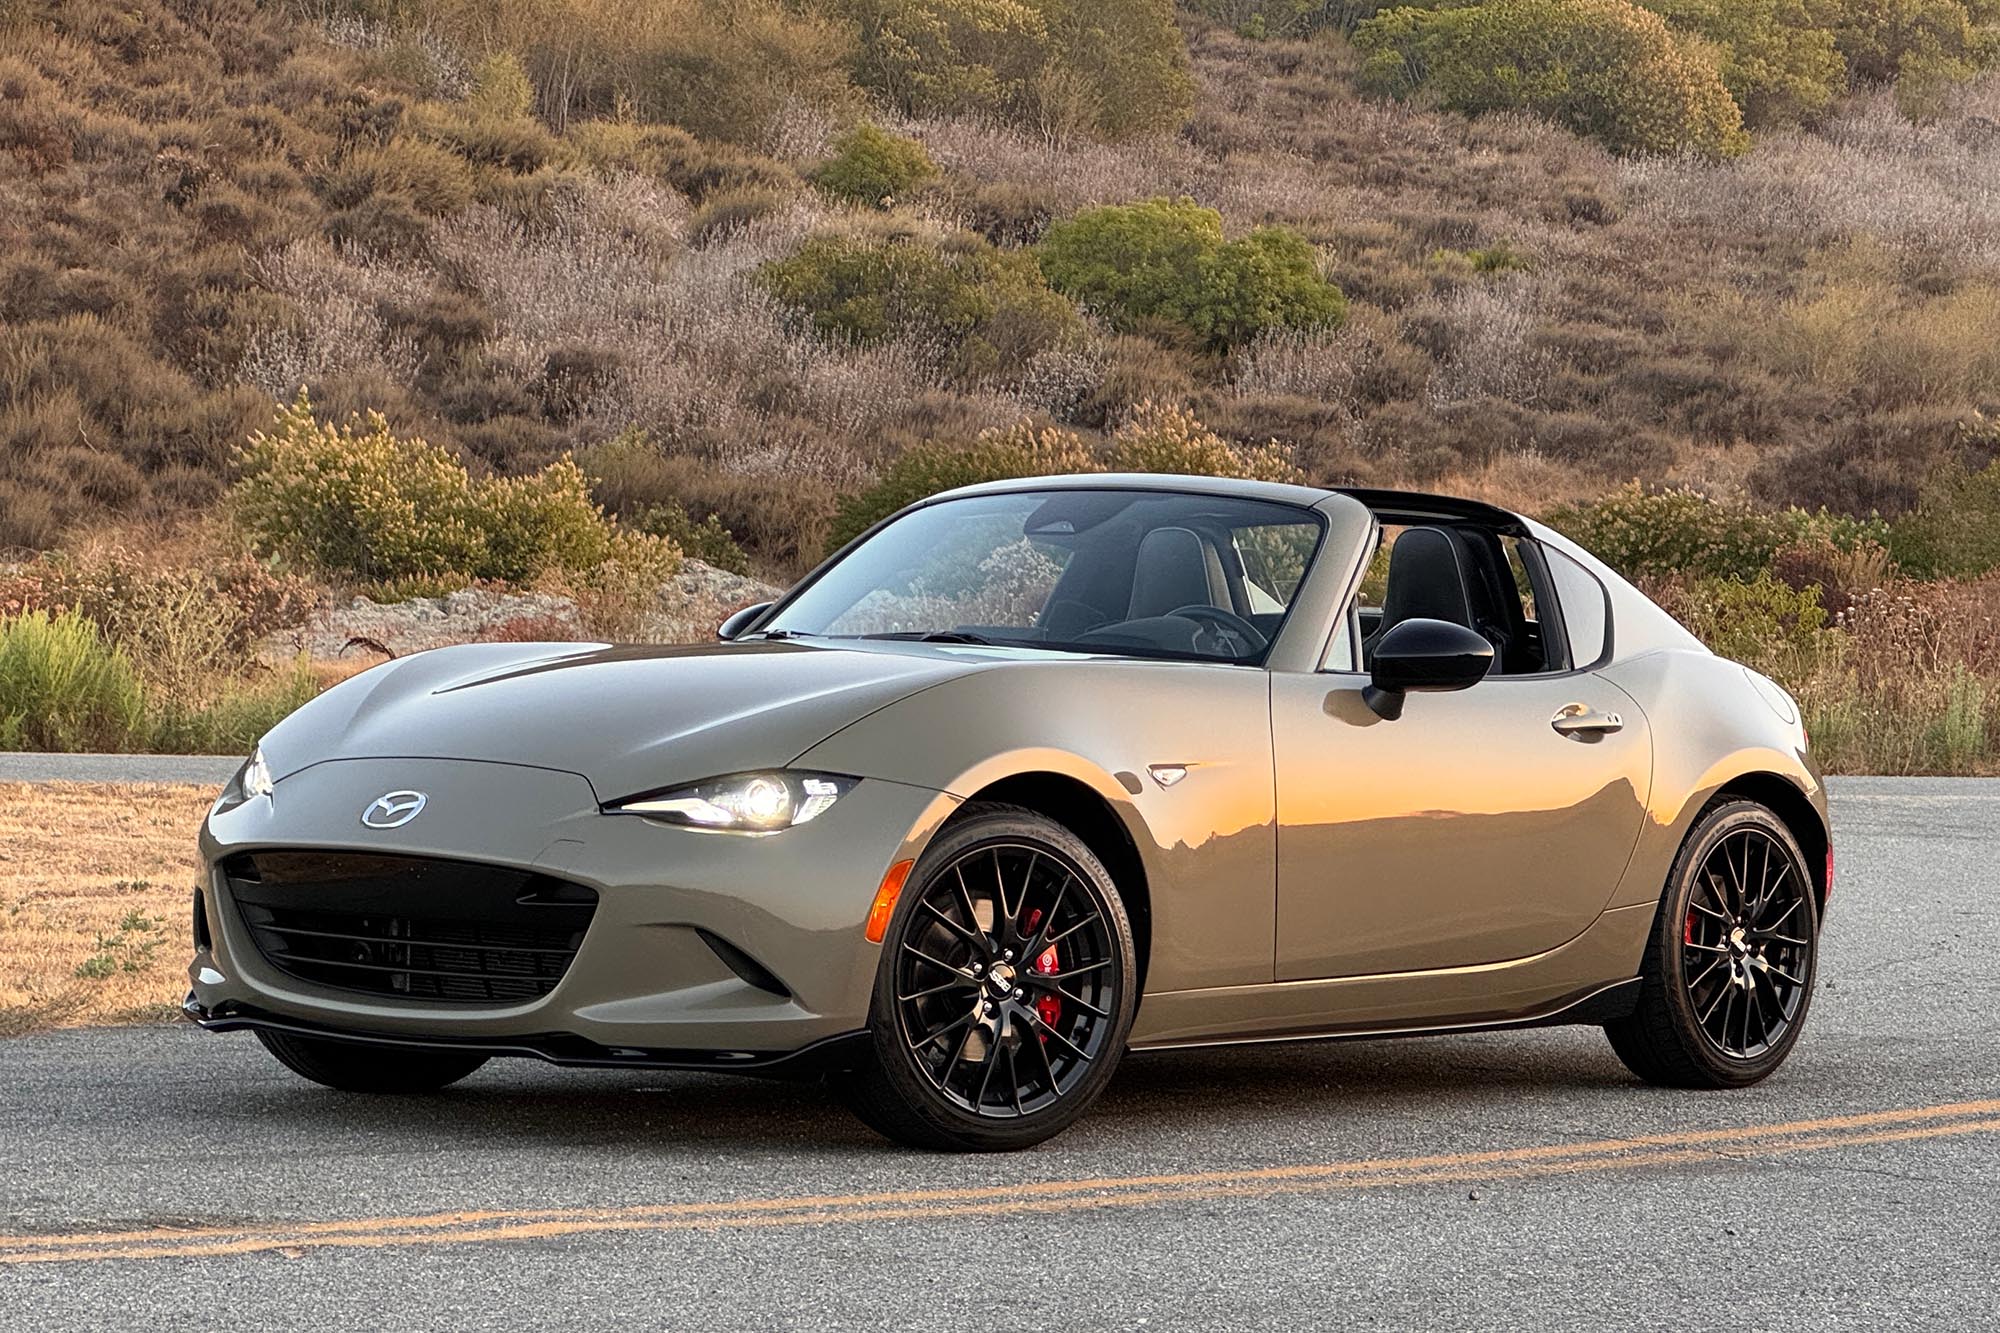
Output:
[{"xmin": 1355, "ymin": 0, "xmax": 1750, "ymax": 157}]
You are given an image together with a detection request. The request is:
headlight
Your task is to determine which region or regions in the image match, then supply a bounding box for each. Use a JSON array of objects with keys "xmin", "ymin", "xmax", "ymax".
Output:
[
  {"xmin": 605, "ymin": 772, "xmax": 856, "ymax": 832},
  {"xmin": 242, "ymin": 746, "xmax": 275, "ymax": 800},
  {"xmin": 214, "ymin": 745, "xmax": 274, "ymax": 814}
]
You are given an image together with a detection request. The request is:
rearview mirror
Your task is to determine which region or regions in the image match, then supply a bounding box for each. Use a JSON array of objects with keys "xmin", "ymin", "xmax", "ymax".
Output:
[
  {"xmin": 1363, "ymin": 618, "xmax": 1493, "ymax": 720},
  {"xmin": 718, "ymin": 602, "xmax": 773, "ymax": 641}
]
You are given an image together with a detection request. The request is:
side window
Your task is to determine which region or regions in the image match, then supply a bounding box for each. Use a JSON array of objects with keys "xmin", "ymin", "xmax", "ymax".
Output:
[{"xmin": 1545, "ymin": 546, "xmax": 1611, "ymax": 667}]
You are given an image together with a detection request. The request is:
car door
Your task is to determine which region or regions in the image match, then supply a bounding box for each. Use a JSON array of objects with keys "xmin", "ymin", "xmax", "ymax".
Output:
[{"xmin": 1270, "ymin": 534, "xmax": 1653, "ymax": 981}]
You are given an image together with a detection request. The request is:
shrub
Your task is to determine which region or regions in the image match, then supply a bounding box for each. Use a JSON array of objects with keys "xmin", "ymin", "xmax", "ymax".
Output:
[
  {"xmin": 1544, "ymin": 483, "xmax": 1891, "ymax": 583},
  {"xmin": 827, "ymin": 422, "xmax": 1101, "ymax": 551},
  {"xmin": 147, "ymin": 659, "xmax": 320, "ymax": 755},
  {"xmin": 1037, "ymin": 198, "xmax": 1345, "ymax": 352},
  {"xmin": 567, "ymin": 120, "xmax": 796, "ymax": 202},
  {"xmin": 825, "ymin": 403, "xmax": 1301, "ymax": 552},
  {"xmin": 757, "ymin": 232, "xmax": 1082, "ymax": 380},
  {"xmin": 1891, "ymin": 456, "xmax": 2000, "ymax": 578},
  {"xmin": 1653, "ymin": 573, "xmax": 1830, "ymax": 671},
  {"xmin": 812, "ymin": 122, "xmax": 936, "ymax": 207},
  {"xmin": 630, "ymin": 504, "xmax": 752, "ymax": 575},
  {"xmin": 0, "ymin": 609, "xmax": 145, "ymax": 752},
  {"xmin": 1638, "ymin": 0, "xmax": 1847, "ymax": 127},
  {"xmin": 232, "ymin": 392, "xmax": 679, "ymax": 587},
  {"xmin": 1356, "ymin": 0, "xmax": 1749, "ymax": 157},
  {"xmin": 1108, "ymin": 401, "xmax": 1305, "ymax": 483},
  {"xmin": 834, "ymin": 0, "xmax": 1193, "ymax": 140},
  {"xmin": 1816, "ymin": 0, "xmax": 2000, "ymax": 95}
]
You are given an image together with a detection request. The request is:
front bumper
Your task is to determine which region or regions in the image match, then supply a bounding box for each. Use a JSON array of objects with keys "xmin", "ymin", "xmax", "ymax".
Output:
[{"xmin": 191, "ymin": 757, "xmax": 957, "ymax": 1058}]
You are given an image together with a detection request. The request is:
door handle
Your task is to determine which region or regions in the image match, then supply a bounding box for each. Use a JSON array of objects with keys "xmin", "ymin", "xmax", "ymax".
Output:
[{"xmin": 1552, "ymin": 703, "xmax": 1624, "ymax": 736}]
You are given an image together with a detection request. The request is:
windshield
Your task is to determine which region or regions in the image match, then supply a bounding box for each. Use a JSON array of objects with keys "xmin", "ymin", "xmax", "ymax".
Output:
[{"xmin": 761, "ymin": 489, "xmax": 1324, "ymax": 665}]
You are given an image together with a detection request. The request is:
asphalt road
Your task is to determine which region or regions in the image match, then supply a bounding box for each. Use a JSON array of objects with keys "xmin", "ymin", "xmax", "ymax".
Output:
[{"xmin": 2, "ymin": 777, "xmax": 1995, "ymax": 1330}]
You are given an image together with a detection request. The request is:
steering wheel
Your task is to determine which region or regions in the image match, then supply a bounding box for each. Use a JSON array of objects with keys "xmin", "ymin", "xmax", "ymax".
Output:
[{"xmin": 1167, "ymin": 604, "xmax": 1268, "ymax": 657}]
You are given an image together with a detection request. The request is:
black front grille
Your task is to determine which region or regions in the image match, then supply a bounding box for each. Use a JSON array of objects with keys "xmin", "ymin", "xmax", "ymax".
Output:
[{"xmin": 223, "ymin": 852, "xmax": 597, "ymax": 1004}]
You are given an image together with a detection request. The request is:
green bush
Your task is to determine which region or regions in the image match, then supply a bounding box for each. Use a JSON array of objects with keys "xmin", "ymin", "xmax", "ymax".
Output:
[
  {"xmin": 0, "ymin": 609, "xmax": 145, "ymax": 752},
  {"xmin": 1638, "ymin": 0, "xmax": 1846, "ymax": 127},
  {"xmin": 828, "ymin": 423, "xmax": 1101, "ymax": 551},
  {"xmin": 758, "ymin": 233, "xmax": 1082, "ymax": 379},
  {"xmin": 1662, "ymin": 574, "xmax": 1830, "ymax": 671},
  {"xmin": 833, "ymin": 0, "xmax": 1193, "ymax": 140},
  {"xmin": 1545, "ymin": 483, "xmax": 1890, "ymax": 583},
  {"xmin": 828, "ymin": 0, "xmax": 1184, "ymax": 139},
  {"xmin": 1036, "ymin": 198, "xmax": 1346, "ymax": 352},
  {"xmin": 813, "ymin": 122, "xmax": 937, "ymax": 207},
  {"xmin": 232, "ymin": 393, "xmax": 680, "ymax": 588},
  {"xmin": 147, "ymin": 660, "xmax": 321, "ymax": 755},
  {"xmin": 1356, "ymin": 0, "xmax": 1749, "ymax": 157},
  {"xmin": 631, "ymin": 505, "xmax": 753, "ymax": 575},
  {"xmin": 1890, "ymin": 456, "xmax": 2000, "ymax": 578},
  {"xmin": 1816, "ymin": 0, "xmax": 2000, "ymax": 99}
]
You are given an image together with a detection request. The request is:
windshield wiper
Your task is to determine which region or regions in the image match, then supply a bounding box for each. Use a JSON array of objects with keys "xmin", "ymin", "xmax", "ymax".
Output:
[
  {"xmin": 857, "ymin": 630, "xmax": 998, "ymax": 646},
  {"xmin": 751, "ymin": 629, "xmax": 818, "ymax": 641}
]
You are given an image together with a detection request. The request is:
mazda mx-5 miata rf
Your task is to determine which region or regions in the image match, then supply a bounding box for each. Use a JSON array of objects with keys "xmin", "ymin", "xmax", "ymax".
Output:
[{"xmin": 189, "ymin": 475, "xmax": 1830, "ymax": 1150}]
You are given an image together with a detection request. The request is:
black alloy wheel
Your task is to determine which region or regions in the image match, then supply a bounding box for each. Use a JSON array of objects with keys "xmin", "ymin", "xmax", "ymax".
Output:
[
  {"xmin": 840, "ymin": 804, "xmax": 1137, "ymax": 1151},
  {"xmin": 1680, "ymin": 825, "xmax": 1814, "ymax": 1060},
  {"xmin": 1607, "ymin": 800, "xmax": 1821, "ymax": 1088}
]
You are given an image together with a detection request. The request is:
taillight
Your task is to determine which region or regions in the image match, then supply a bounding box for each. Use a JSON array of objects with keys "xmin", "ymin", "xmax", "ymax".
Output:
[{"xmin": 1824, "ymin": 844, "xmax": 1835, "ymax": 904}]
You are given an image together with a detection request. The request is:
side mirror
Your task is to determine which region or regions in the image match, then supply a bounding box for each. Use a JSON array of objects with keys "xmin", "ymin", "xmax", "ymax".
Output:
[
  {"xmin": 718, "ymin": 602, "xmax": 773, "ymax": 642},
  {"xmin": 1363, "ymin": 618, "xmax": 1493, "ymax": 720}
]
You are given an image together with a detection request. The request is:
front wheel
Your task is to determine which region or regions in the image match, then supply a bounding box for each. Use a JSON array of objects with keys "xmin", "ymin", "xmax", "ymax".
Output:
[
  {"xmin": 837, "ymin": 804, "xmax": 1138, "ymax": 1151},
  {"xmin": 1606, "ymin": 800, "xmax": 1820, "ymax": 1089},
  {"xmin": 256, "ymin": 1029, "xmax": 489, "ymax": 1093}
]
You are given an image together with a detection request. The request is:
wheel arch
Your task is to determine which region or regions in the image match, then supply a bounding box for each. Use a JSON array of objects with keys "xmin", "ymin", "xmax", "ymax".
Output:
[
  {"xmin": 1710, "ymin": 771, "xmax": 1831, "ymax": 908},
  {"xmin": 949, "ymin": 771, "xmax": 1154, "ymax": 992}
]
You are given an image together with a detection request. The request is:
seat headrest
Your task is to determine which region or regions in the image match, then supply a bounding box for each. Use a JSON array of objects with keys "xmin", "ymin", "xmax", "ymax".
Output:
[
  {"xmin": 1128, "ymin": 526, "xmax": 1226, "ymax": 621},
  {"xmin": 1376, "ymin": 526, "xmax": 1474, "ymax": 633}
]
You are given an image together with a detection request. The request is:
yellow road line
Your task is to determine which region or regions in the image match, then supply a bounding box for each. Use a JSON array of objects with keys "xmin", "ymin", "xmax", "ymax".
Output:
[{"xmin": 5, "ymin": 1100, "xmax": 1994, "ymax": 1267}]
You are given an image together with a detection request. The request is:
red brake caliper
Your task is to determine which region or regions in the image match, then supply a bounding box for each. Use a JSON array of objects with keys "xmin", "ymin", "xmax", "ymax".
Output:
[
  {"xmin": 1021, "ymin": 909, "xmax": 1063, "ymax": 1034},
  {"xmin": 1684, "ymin": 910, "xmax": 1697, "ymax": 945}
]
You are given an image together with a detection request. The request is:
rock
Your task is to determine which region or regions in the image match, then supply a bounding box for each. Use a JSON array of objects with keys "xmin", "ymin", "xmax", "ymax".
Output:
[
  {"xmin": 259, "ymin": 560, "xmax": 785, "ymax": 662},
  {"xmin": 642, "ymin": 559, "xmax": 785, "ymax": 646},
  {"xmin": 261, "ymin": 588, "xmax": 585, "ymax": 661}
]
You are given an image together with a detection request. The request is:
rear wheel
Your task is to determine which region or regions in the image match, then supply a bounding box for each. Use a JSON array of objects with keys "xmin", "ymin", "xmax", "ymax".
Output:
[
  {"xmin": 255, "ymin": 1030, "xmax": 488, "ymax": 1093},
  {"xmin": 837, "ymin": 804, "xmax": 1138, "ymax": 1151},
  {"xmin": 1606, "ymin": 800, "xmax": 1820, "ymax": 1088}
]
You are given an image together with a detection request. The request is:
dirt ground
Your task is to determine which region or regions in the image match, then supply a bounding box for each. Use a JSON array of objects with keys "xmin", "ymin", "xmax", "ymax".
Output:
[{"xmin": 0, "ymin": 783, "xmax": 212, "ymax": 1034}]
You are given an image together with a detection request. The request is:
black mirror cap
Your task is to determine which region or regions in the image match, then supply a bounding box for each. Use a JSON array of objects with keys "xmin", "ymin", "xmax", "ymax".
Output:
[
  {"xmin": 1365, "ymin": 618, "xmax": 1494, "ymax": 718},
  {"xmin": 717, "ymin": 601, "xmax": 774, "ymax": 641}
]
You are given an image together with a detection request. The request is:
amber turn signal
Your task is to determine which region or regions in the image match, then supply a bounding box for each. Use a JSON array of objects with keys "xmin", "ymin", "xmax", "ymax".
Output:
[{"xmin": 864, "ymin": 859, "xmax": 916, "ymax": 943}]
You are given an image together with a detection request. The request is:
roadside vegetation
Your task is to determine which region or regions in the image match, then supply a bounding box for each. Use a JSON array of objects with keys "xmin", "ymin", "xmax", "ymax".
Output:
[
  {"xmin": 0, "ymin": 782, "xmax": 212, "ymax": 1034},
  {"xmin": 3, "ymin": 0, "xmax": 2000, "ymax": 769}
]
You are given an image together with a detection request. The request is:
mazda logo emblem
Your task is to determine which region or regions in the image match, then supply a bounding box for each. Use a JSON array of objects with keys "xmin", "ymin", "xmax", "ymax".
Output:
[{"xmin": 360, "ymin": 790, "xmax": 428, "ymax": 829}]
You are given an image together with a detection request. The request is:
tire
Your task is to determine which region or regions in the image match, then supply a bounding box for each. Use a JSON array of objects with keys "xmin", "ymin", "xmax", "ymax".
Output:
[
  {"xmin": 1606, "ymin": 800, "xmax": 1820, "ymax": 1089},
  {"xmin": 837, "ymin": 803, "xmax": 1139, "ymax": 1151},
  {"xmin": 256, "ymin": 1029, "xmax": 489, "ymax": 1093}
]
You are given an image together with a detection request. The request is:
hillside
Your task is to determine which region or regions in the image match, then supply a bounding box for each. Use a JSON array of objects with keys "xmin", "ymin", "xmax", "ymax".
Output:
[
  {"xmin": 4, "ymin": 0, "xmax": 2000, "ymax": 771},
  {"xmin": 2, "ymin": 0, "xmax": 1995, "ymax": 559}
]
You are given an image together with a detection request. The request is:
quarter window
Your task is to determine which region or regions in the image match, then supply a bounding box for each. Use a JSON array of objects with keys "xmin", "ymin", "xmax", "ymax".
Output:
[{"xmin": 1545, "ymin": 546, "xmax": 1611, "ymax": 667}]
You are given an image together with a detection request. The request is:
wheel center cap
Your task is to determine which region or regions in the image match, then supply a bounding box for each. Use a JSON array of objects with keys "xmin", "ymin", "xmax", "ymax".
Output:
[
  {"xmin": 1728, "ymin": 925, "xmax": 1749, "ymax": 955},
  {"xmin": 986, "ymin": 962, "xmax": 1016, "ymax": 997}
]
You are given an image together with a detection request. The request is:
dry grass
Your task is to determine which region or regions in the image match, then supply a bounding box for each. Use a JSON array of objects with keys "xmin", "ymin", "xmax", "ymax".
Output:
[{"xmin": 0, "ymin": 783, "xmax": 211, "ymax": 1035}]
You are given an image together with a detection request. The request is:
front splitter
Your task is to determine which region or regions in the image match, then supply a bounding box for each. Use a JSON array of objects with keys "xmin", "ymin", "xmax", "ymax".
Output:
[{"xmin": 183, "ymin": 993, "xmax": 868, "ymax": 1081}]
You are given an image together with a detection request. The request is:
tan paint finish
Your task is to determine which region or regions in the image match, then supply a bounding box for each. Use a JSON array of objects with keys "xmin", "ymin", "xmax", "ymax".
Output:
[
  {"xmin": 799, "ymin": 659, "xmax": 1283, "ymax": 993},
  {"xmin": 1270, "ymin": 670, "xmax": 1652, "ymax": 979},
  {"xmin": 192, "ymin": 476, "xmax": 1830, "ymax": 1060}
]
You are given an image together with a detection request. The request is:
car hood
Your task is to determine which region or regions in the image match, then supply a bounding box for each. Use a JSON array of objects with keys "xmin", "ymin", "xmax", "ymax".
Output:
[{"xmin": 261, "ymin": 640, "xmax": 990, "ymax": 801}]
